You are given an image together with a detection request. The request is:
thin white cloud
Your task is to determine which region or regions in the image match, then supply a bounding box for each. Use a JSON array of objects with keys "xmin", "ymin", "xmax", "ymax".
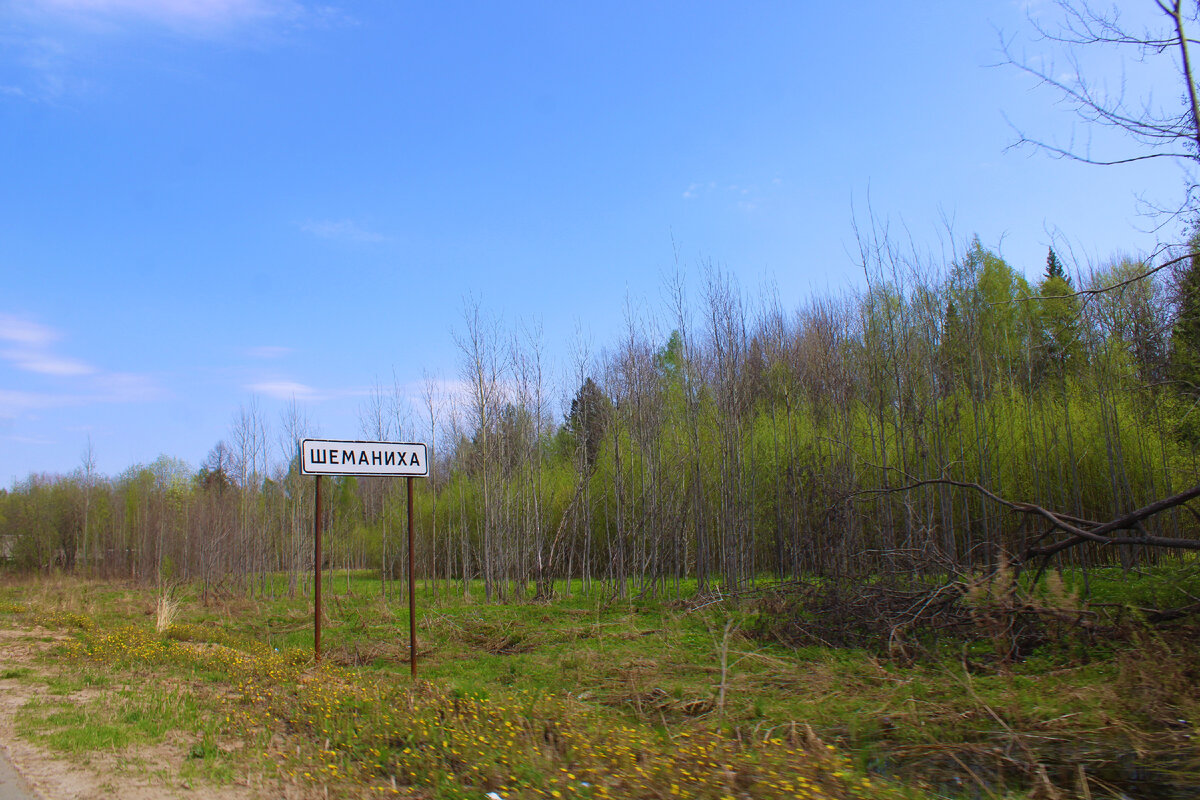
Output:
[
  {"xmin": 0, "ymin": 314, "xmax": 58, "ymax": 346},
  {"xmin": 682, "ymin": 179, "xmax": 771, "ymax": 213},
  {"xmin": 1016, "ymin": 0, "xmax": 1052, "ymax": 16},
  {"xmin": 248, "ymin": 380, "xmax": 318, "ymax": 400},
  {"xmin": 0, "ymin": 314, "xmax": 97, "ymax": 375},
  {"xmin": 245, "ymin": 345, "xmax": 292, "ymax": 359},
  {"xmin": 2, "ymin": 2, "xmax": 353, "ymax": 107},
  {"xmin": 0, "ymin": 348, "xmax": 96, "ymax": 376},
  {"xmin": 6, "ymin": 433, "xmax": 56, "ymax": 445},
  {"xmin": 0, "ymin": 313, "xmax": 163, "ymax": 415},
  {"xmin": 10, "ymin": 0, "xmax": 354, "ymax": 40},
  {"xmin": 299, "ymin": 219, "xmax": 388, "ymax": 243},
  {"xmin": 90, "ymin": 371, "xmax": 164, "ymax": 402},
  {"xmin": 17, "ymin": 0, "xmax": 295, "ymax": 27},
  {"xmin": 0, "ymin": 378, "xmax": 162, "ymax": 418},
  {"xmin": 395, "ymin": 377, "xmax": 474, "ymax": 404},
  {"xmin": 682, "ymin": 181, "xmax": 719, "ymax": 200},
  {"xmin": 2, "ymin": 2, "xmax": 344, "ymax": 104},
  {"xmin": 0, "ymin": 389, "xmax": 73, "ymax": 418}
]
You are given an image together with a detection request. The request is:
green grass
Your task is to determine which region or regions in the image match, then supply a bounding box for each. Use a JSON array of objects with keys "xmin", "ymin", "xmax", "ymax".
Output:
[
  {"xmin": 11, "ymin": 660, "xmax": 249, "ymax": 787},
  {"xmin": 1, "ymin": 568, "xmax": 1199, "ymax": 798},
  {"xmin": 17, "ymin": 699, "xmax": 131, "ymax": 751}
]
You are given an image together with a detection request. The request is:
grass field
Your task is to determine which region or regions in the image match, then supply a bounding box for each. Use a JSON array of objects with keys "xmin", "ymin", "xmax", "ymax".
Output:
[{"xmin": 0, "ymin": 570, "xmax": 1198, "ymax": 798}]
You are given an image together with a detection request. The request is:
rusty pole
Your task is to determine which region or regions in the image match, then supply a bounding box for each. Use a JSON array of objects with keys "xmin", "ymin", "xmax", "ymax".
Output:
[
  {"xmin": 407, "ymin": 475, "xmax": 417, "ymax": 678},
  {"xmin": 314, "ymin": 474, "xmax": 323, "ymax": 664}
]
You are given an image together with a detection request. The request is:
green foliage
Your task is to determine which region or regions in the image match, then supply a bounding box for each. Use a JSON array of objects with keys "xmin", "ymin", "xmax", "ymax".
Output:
[
  {"xmin": 944, "ymin": 238, "xmax": 1036, "ymax": 395},
  {"xmin": 7, "ymin": 580, "xmax": 908, "ymax": 799},
  {"xmin": 1044, "ymin": 247, "xmax": 1066, "ymax": 283},
  {"xmin": 1171, "ymin": 244, "xmax": 1200, "ymax": 400},
  {"xmin": 1034, "ymin": 273, "xmax": 1082, "ymax": 380},
  {"xmin": 1089, "ymin": 256, "xmax": 1170, "ymax": 383},
  {"xmin": 1, "ymin": 237, "xmax": 1195, "ymax": 597},
  {"xmin": 14, "ymin": 576, "xmax": 1200, "ymax": 798}
]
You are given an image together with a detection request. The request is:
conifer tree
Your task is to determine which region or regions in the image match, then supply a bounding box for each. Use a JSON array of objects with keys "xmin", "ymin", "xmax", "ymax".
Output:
[
  {"xmin": 566, "ymin": 377, "xmax": 611, "ymax": 469},
  {"xmin": 1036, "ymin": 249, "xmax": 1080, "ymax": 380},
  {"xmin": 1045, "ymin": 247, "xmax": 1068, "ymax": 285}
]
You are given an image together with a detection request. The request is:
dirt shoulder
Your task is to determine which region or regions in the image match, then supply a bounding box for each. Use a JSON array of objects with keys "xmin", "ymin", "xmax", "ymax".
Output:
[
  {"xmin": 0, "ymin": 746, "xmax": 39, "ymax": 800},
  {"xmin": 0, "ymin": 628, "xmax": 285, "ymax": 800}
]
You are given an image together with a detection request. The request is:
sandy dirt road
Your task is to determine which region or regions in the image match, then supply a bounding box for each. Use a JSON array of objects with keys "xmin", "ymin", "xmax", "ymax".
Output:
[
  {"xmin": 0, "ymin": 627, "xmax": 286, "ymax": 800},
  {"xmin": 0, "ymin": 747, "xmax": 39, "ymax": 800}
]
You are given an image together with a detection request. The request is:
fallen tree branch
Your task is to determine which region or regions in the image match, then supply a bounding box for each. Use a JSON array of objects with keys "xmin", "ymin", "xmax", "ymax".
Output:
[{"xmin": 847, "ymin": 479, "xmax": 1200, "ymax": 562}]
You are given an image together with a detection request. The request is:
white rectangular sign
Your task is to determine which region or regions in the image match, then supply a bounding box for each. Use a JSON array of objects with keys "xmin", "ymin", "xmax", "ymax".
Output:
[{"xmin": 300, "ymin": 438, "xmax": 428, "ymax": 477}]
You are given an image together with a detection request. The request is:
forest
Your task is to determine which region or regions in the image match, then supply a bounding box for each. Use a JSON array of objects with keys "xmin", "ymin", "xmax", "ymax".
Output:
[
  {"xmin": 4, "ymin": 230, "xmax": 1199, "ymax": 608},
  {"xmin": 9, "ymin": 4, "xmax": 1200, "ymax": 798}
]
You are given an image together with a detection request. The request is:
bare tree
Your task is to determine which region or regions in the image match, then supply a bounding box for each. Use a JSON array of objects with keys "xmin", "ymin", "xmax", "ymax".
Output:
[
  {"xmin": 454, "ymin": 297, "xmax": 508, "ymax": 601},
  {"xmin": 230, "ymin": 397, "xmax": 269, "ymax": 592},
  {"xmin": 987, "ymin": 1, "xmax": 1200, "ymax": 571},
  {"xmin": 512, "ymin": 319, "xmax": 549, "ymax": 597},
  {"xmin": 389, "ymin": 370, "xmax": 415, "ymax": 443},
  {"xmin": 358, "ymin": 377, "xmax": 393, "ymax": 588},
  {"xmin": 360, "ymin": 377, "xmax": 394, "ymax": 442},
  {"xmin": 79, "ymin": 436, "xmax": 96, "ymax": 574},
  {"xmin": 279, "ymin": 397, "xmax": 314, "ymax": 597},
  {"xmin": 420, "ymin": 369, "xmax": 445, "ymax": 596},
  {"xmin": 1005, "ymin": 1, "xmax": 1200, "ymax": 218},
  {"xmin": 561, "ymin": 325, "xmax": 597, "ymax": 596},
  {"xmin": 665, "ymin": 265, "xmax": 710, "ymax": 592}
]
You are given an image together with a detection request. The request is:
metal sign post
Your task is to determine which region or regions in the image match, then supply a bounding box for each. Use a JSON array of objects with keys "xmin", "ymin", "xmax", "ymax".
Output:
[
  {"xmin": 314, "ymin": 474, "xmax": 323, "ymax": 662},
  {"xmin": 300, "ymin": 438, "xmax": 429, "ymax": 674},
  {"xmin": 407, "ymin": 475, "xmax": 417, "ymax": 678}
]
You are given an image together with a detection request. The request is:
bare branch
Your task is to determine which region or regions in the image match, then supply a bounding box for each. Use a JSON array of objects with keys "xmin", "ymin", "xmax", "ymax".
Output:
[
  {"xmin": 849, "ymin": 478, "xmax": 1200, "ymax": 558},
  {"xmin": 1003, "ymin": 0, "xmax": 1200, "ymax": 202},
  {"xmin": 996, "ymin": 251, "xmax": 1191, "ymax": 304}
]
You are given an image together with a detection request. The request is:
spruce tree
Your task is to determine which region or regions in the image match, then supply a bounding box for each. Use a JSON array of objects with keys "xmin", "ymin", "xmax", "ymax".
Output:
[
  {"xmin": 1033, "ymin": 248, "xmax": 1080, "ymax": 384},
  {"xmin": 1044, "ymin": 247, "xmax": 1068, "ymax": 285},
  {"xmin": 566, "ymin": 377, "xmax": 611, "ymax": 469}
]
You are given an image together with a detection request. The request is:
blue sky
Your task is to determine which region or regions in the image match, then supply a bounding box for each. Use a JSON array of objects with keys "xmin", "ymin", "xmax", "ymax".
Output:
[{"xmin": 0, "ymin": 0, "xmax": 1188, "ymax": 482}]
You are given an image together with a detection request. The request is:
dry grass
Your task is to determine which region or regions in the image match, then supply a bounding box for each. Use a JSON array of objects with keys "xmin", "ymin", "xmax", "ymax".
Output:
[
  {"xmin": 7, "ymin": 572, "xmax": 1200, "ymax": 798},
  {"xmin": 155, "ymin": 594, "xmax": 180, "ymax": 634}
]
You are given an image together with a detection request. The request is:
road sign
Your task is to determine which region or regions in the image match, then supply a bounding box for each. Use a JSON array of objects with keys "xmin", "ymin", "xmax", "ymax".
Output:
[
  {"xmin": 300, "ymin": 438, "xmax": 428, "ymax": 477},
  {"xmin": 301, "ymin": 437, "xmax": 428, "ymax": 677}
]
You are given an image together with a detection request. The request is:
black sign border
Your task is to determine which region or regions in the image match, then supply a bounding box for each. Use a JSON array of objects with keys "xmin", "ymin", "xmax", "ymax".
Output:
[{"xmin": 299, "ymin": 438, "xmax": 430, "ymax": 478}]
